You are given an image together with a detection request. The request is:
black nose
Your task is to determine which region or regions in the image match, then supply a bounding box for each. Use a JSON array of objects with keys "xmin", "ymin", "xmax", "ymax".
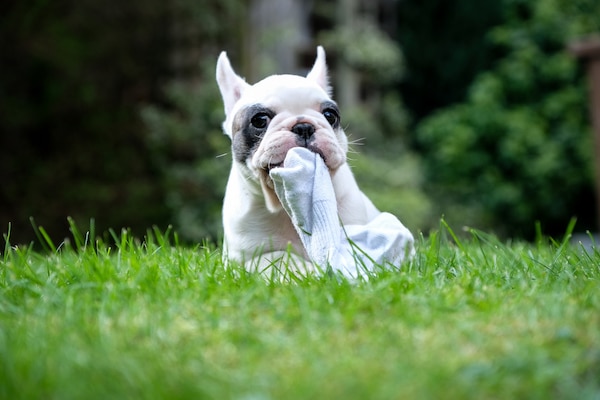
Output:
[{"xmin": 291, "ymin": 123, "xmax": 315, "ymax": 140}]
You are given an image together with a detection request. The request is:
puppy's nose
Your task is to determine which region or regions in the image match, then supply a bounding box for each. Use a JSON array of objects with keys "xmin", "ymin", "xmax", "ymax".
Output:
[{"xmin": 291, "ymin": 123, "xmax": 315, "ymax": 140}]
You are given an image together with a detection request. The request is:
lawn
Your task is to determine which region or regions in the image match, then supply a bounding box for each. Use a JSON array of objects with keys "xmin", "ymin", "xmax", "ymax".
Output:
[{"xmin": 1, "ymin": 220, "xmax": 599, "ymax": 399}]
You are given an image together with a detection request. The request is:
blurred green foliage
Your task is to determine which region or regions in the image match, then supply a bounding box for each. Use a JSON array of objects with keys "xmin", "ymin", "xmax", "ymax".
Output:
[
  {"xmin": 0, "ymin": 0, "xmax": 241, "ymax": 244},
  {"xmin": 1, "ymin": 0, "xmax": 598, "ymax": 244},
  {"xmin": 0, "ymin": 0, "xmax": 173, "ymax": 243},
  {"xmin": 417, "ymin": 0, "xmax": 599, "ymax": 237},
  {"xmin": 322, "ymin": 21, "xmax": 405, "ymax": 83},
  {"xmin": 141, "ymin": 75, "xmax": 230, "ymax": 243},
  {"xmin": 396, "ymin": 0, "xmax": 504, "ymax": 121},
  {"xmin": 351, "ymin": 146, "xmax": 433, "ymax": 235}
]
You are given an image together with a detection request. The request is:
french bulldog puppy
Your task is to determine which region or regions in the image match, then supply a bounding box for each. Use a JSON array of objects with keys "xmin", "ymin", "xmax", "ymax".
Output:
[{"xmin": 216, "ymin": 46, "xmax": 413, "ymax": 277}]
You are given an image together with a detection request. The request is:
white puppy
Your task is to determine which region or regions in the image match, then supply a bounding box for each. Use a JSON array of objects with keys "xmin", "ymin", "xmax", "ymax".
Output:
[{"xmin": 216, "ymin": 46, "xmax": 414, "ymax": 277}]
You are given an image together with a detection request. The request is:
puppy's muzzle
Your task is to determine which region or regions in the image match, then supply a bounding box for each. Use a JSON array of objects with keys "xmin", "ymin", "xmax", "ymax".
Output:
[{"xmin": 292, "ymin": 123, "xmax": 315, "ymax": 146}]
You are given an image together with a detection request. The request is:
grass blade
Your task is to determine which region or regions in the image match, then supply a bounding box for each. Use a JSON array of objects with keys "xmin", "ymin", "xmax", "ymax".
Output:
[
  {"xmin": 2, "ymin": 222, "xmax": 11, "ymax": 262},
  {"xmin": 67, "ymin": 216, "xmax": 85, "ymax": 250},
  {"xmin": 30, "ymin": 217, "xmax": 57, "ymax": 252}
]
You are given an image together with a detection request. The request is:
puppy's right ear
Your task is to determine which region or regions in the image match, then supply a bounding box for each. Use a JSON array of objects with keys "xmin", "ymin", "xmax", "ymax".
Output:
[{"xmin": 216, "ymin": 52, "xmax": 250, "ymax": 116}]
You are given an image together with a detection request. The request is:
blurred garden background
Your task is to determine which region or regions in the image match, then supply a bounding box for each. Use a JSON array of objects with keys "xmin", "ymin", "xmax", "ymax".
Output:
[{"xmin": 1, "ymin": 0, "xmax": 599, "ymax": 245}]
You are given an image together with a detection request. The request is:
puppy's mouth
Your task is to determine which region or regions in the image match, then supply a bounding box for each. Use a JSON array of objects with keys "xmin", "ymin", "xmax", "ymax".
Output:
[
  {"xmin": 266, "ymin": 161, "xmax": 283, "ymax": 172},
  {"xmin": 263, "ymin": 145, "xmax": 326, "ymax": 172},
  {"xmin": 307, "ymin": 145, "xmax": 326, "ymax": 164}
]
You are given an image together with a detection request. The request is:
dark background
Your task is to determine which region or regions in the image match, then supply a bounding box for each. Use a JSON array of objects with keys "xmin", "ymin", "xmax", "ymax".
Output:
[{"xmin": 1, "ymin": 0, "xmax": 599, "ymax": 246}]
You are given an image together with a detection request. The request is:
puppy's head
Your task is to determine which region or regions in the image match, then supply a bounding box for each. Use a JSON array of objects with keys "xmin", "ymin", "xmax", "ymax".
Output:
[{"xmin": 216, "ymin": 46, "xmax": 348, "ymax": 211}]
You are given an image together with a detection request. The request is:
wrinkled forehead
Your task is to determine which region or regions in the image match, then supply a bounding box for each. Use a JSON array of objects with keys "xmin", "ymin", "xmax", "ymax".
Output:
[{"xmin": 235, "ymin": 74, "xmax": 332, "ymax": 114}]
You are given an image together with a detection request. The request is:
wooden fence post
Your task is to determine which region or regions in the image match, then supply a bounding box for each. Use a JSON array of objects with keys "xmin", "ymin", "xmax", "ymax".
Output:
[{"xmin": 570, "ymin": 35, "xmax": 600, "ymax": 230}]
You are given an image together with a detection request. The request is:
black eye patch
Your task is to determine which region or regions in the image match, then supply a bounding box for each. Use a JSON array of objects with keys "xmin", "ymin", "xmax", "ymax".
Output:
[{"xmin": 231, "ymin": 105, "xmax": 275, "ymax": 163}]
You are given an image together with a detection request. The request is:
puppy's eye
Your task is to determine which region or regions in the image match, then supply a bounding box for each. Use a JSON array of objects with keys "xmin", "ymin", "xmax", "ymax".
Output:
[
  {"xmin": 250, "ymin": 113, "xmax": 271, "ymax": 129},
  {"xmin": 323, "ymin": 109, "xmax": 340, "ymax": 127}
]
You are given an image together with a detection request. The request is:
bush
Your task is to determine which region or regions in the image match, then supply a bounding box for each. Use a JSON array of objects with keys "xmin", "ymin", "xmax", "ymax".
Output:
[
  {"xmin": 0, "ymin": 0, "xmax": 173, "ymax": 244},
  {"xmin": 342, "ymin": 95, "xmax": 435, "ymax": 234},
  {"xmin": 141, "ymin": 73, "xmax": 230, "ymax": 243},
  {"xmin": 417, "ymin": 0, "xmax": 598, "ymax": 238}
]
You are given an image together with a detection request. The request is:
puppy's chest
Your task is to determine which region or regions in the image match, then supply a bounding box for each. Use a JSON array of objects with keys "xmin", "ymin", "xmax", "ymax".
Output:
[
  {"xmin": 246, "ymin": 208, "xmax": 306, "ymax": 255},
  {"xmin": 263, "ymin": 209, "xmax": 302, "ymax": 242}
]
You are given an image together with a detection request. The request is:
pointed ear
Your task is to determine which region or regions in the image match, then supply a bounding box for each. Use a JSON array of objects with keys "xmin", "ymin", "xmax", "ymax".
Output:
[
  {"xmin": 306, "ymin": 46, "xmax": 331, "ymax": 95},
  {"xmin": 216, "ymin": 51, "xmax": 251, "ymax": 116}
]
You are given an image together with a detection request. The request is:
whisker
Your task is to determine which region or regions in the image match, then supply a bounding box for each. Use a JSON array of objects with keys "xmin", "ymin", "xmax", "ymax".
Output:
[
  {"xmin": 348, "ymin": 142, "xmax": 365, "ymax": 150},
  {"xmin": 347, "ymin": 135, "xmax": 366, "ymax": 146}
]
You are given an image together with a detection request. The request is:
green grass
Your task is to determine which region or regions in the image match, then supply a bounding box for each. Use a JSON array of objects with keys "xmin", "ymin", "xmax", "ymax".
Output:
[{"xmin": 1, "ymin": 220, "xmax": 599, "ymax": 399}]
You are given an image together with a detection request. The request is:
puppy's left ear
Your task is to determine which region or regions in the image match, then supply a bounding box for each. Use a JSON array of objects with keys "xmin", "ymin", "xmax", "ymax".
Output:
[
  {"xmin": 216, "ymin": 51, "xmax": 251, "ymax": 116},
  {"xmin": 306, "ymin": 46, "xmax": 332, "ymax": 96}
]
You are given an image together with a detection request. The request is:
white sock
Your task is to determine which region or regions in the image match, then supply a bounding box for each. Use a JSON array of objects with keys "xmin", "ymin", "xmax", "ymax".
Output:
[{"xmin": 270, "ymin": 147, "xmax": 414, "ymax": 278}]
